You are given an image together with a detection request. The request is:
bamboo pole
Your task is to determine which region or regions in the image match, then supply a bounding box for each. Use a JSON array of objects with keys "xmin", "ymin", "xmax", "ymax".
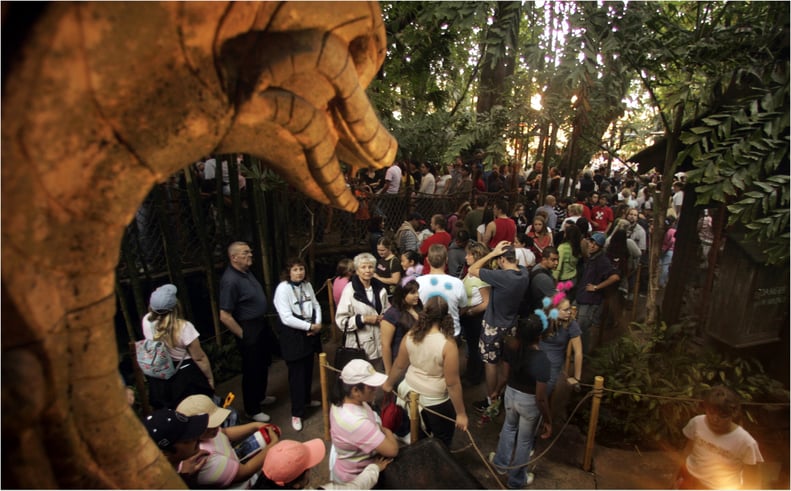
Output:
[
  {"xmin": 409, "ymin": 391, "xmax": 419, "ymax": 444},
  {"xmin": 583, "ymin": 376, "xmax": 604, "ymax": 472},
  {"xmin": 630, "ymin": 262, "xmax": 642, "ymax": 322},
  {"xmin": 121, "ymin": 230, "xmax": 148, "ymax": 326},
  {"xmin": 326, "ymin": 279, "xmax": 340, "ymax": 344},
  {"xmin": 249, "ymin": 171, "xmax": 275, "ymax": 300},
  {"xmin": 319, "ymin": 352, "xmax": 330, "ymax": 441},
  {"xmin": 153, "ymin": 185, "xmax": 194, "ymax": 320},
  {"xmin": 184, "ymin": 166, "xmax": 223, "ymax": 346}
]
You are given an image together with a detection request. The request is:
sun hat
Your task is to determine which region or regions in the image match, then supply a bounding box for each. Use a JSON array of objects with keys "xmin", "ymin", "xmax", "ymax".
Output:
[
  {"xmin": 262, "ymin": 439, "xmax": 326, "ymax": 486},
  {"xmin": 340, "ymin": 359, "xmax": 387, "ymax": 386},
  {"xmin": 176, "ymin": 394, "xmax": 231, "ymax": 429}
]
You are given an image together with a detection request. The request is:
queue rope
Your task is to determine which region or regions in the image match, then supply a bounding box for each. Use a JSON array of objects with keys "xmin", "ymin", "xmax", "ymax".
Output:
[
  {"xmin": 576, "ymin": 382, "xmax": 791, "ymax": 407},
  {"xmin": 321, "ymin": 359, "xmax": 789, "ymax": 486}
]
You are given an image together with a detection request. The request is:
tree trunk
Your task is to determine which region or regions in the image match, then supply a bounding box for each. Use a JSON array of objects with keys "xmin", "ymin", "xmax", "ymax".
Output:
[{"xmin": 475, "ymin": 1, "xmax": 520, "ymax": 114}]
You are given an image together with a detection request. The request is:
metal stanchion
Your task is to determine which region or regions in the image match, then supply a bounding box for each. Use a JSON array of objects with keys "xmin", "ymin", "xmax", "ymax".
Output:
[
  {"xmin": 583, "ymin": 376, "xmax": 605, "ymax": 472},
  {"xmin": 319, "ymin": 352, "xmax": 330, "ymax": 441}
]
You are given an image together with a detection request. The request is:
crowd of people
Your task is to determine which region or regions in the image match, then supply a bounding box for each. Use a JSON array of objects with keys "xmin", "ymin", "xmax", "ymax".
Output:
[{"xmin": 133, "ymin": 157, "xmax": 759, "ymax": 489}]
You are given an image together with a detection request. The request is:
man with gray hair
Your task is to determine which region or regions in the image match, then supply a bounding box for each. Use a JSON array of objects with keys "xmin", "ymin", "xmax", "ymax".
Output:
[{"xmin": 219, "ymin": 241, "xmax": 276, "ymax": 423}]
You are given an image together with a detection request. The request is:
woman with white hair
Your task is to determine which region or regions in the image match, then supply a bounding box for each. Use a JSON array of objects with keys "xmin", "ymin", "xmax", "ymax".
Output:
[
  {"xmin": 142, "ymin": 284, "xmax": 215, "ymax": 409},
  {"xmin": 335, "ymin": 253, "xmax": 390, "ymax": 370}
]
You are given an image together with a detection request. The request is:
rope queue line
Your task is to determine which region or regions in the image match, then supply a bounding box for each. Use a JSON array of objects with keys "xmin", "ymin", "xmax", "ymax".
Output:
[{"xmin": 317, "ymin": 355, "xmax": 790, "ymax": 489}]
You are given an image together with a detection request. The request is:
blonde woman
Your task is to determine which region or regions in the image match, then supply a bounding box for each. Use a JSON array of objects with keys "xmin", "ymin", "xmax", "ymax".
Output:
[
  {"xmin": 142, "ymin": 284, "xmax": 214, "ymax": 409},
  {"xmin": 460, "ymin": 241, "xmax": 491, "ymax": 385}
]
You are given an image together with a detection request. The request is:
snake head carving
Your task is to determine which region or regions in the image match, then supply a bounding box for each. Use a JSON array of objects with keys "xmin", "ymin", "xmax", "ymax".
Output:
[{"xmin": 1, "ymin": 2, "xmax": 395, "ymax": 487}]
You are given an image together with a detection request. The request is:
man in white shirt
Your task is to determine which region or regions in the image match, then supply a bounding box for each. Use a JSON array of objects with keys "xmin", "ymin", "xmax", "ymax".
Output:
[
  {"xmin": 380, "ymin": 162, "xmax": 402, "ymax": 194},
  {"xmin": 416, "ymin": 244, "xmax": 467, "ymax": 339}
]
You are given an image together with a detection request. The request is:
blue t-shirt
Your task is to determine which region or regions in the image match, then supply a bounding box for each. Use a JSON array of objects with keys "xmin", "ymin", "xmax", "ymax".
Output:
[
  {"xmin": 479, "ymin": 267, "xmax": 530, "ymax": 328},
  {"xmin": 539, "ymin": 319, "xmax": 581, "ymax": 369}
]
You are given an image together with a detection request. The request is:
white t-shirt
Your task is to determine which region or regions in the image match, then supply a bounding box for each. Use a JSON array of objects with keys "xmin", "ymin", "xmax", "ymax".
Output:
[
  {"xmin": 416, "ymin": 274, "xmax": 467, "ymax": 337},
  {"xmin": 515, "ymin": 247, "xmax": 536, "ymax": 268},
  {"xmin": 683, "ymin": 414, "xmax": 763, "ymax": 489},
  {"xmin": 418, "ymin": 173, "xmax": 436, "ymax": 194},
  {"xmin": 384, "ymin": 165, "xmax": 402, "ymax": 194},
  {"xmin": 141, "ymin": 313, "xmax": 199, "ymax": 361}
]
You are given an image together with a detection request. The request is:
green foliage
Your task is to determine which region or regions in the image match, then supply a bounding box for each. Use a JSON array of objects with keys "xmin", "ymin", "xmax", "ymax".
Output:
[
  {"xmin": 681, "ymin": 65, "xmax": 789, "ymax": 265},
  {"xmin": 203, "ymin": 332, "xmax": 243, "ymax": 384},
  {"xmin": 580, "ymin": 321, "xmax": 788, "ymax": 447}
]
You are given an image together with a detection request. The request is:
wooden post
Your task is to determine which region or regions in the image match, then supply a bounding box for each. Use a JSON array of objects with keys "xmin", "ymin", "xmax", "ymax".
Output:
[
  {"xmin": 583, "ymin": 376, "xmax": 604, "ymax": 472},
  {"xmin": 319, "ymin": 352, "xmax": 330, "ymax": 441},
  {"xmin": 326, "ymin": 279, "xmax": 340, "ymax": 344},
  {"xmin": 409, "ymin": 391, "xmax": 419, "ymax": 444}
]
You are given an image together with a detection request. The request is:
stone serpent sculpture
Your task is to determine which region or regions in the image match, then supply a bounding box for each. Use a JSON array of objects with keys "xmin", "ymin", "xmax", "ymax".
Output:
[{"xmin": 1, "ymin": 2, "xmax": 396, "ymax": 487}]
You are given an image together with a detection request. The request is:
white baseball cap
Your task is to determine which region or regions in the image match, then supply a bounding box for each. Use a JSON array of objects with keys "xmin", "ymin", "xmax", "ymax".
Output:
[{"xmin": 340, "ymin": 359, "xmax": 387, "ymax": 386}]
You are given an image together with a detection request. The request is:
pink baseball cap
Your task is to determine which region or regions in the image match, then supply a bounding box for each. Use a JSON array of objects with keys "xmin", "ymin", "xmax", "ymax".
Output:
[{"xmin": 262, "ymin": 439, "xmax": 326, "ymax": 486}]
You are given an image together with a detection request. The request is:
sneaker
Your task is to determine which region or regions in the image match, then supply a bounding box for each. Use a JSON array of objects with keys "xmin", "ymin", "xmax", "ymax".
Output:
[
  {"xmin": 485, "ymin": 398, "xmax": 502, "ymax": 417},
  {"xmin": 488, "ymin": 452, "xmax": 506, "ymax": 475},
  {"xmin": 291, "ymin": 417, "xmax": 303, "ymax": 431},
  {"xmin": 506, "ymin": 473, "xmax": 535, "ymax": 489},
  {"xmin": 249, "ymin": 411, "xmax": 270, "ymax": 423},
  {"xmin": 261, "ymin": 396, "xmax": 276, "ymax": 405},
  {"xmin": 308, "ymin": 400, "xmax": 321, "ymax": 408},
  {"xmin": 473, "ymin": 399, "xmax": 490, "ymax": 413},
  {"xmin": 525, "ymin": 473, "xmax": 535, "ymax": 486}
]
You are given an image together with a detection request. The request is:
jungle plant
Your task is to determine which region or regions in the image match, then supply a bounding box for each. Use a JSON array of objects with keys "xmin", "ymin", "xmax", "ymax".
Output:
[{"xmin": 576, "ymin": 320, "xmax": 788, "ymax": 448}]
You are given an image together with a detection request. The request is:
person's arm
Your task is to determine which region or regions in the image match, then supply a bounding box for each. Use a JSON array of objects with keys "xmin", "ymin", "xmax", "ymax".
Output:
[
  {"xmin": 374, "ymin": 271, "xmax": 401, "ymax": 287},
  {"xmin": 442, "ymin": 340, "xmax": 468, "ymax": 432},
  {"xmin": 374, "ymin": 427, "xmax": 400, "ymax": 458},
  {"xmin": 468, "ymin": 241, "xmax": 509, "ymax": 277},
  {"xmin": 219, "ymin": 309, "xmax": 244, "ymax": 338},
  {"xmin": 309, "ymin": 282, "xmax": 322, "ymax": 327},
  {"xmin": 493, "ymin": 360, "xmax": 510, "ymax": 399},
  {"xmin": 382, "ymin": 337, "xmax": 410, "ymax": 392},
  {"xmin": 463, "ymin": 286, "xmax": 490, "ymax": 316},
  {"xmin": 585, "ymin": 272, "xmax": 620, "ymax": 293},
  {"xmin": 565, "ymin": 336, "xmax": 583, "ymax": 385},
  {"xmin": 232, "ymin": 426, "xmax": 280, "ymax": 483},
  {"xmin": 222, "ymin": 421, "xmax": 267, "ymax": 442},
  {"xmin": 380, "ymin": 319, "xmax": 397, "ymax": 374},
  {"xmin": 535, "ymin": 381, "xmax": 552, "ymax": 439},
  {"xmin": 273, "ymin": 283, "xmax": 312, "ymax": 331},
  {"xmin": 186, "ymin": 339, "xmax": 214, "ymax": 390},
  {"xmin": 482, "ymin": 221, "xmax": 496, "ymax": 246}
]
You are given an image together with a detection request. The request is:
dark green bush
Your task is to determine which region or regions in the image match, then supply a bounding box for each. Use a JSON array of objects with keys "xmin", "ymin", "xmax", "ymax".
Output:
[{"xmin": 575, "ymin": 321, "xmax": 788, "ymax": 448}]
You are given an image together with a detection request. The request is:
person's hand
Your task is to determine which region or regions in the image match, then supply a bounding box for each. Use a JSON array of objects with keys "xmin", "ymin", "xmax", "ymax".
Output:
[
  {"xmin": 382, "ymin": 382, "xmax": 393, "ymax": 393},
  {"xmin": 540, "ymin": 420, "xmax": 552, "ymax": 439},
  {"xmin": 307, "ymin": 323, "xmax": 322, "ymax": 336},
  {"xmin": 585, "ymin": 283, "xmax": 597, "ymax": 292},
  {"xmin": 125, "ymin": 387, "xmax": 135, "ymax": 406},
  {"xmin": 179, "ymin": 449, "xmax": 210, "ymax": 476},
  {"xmin": 455, "ymin": 413, "xmax": 468, "ymax": 432},
  {"xmin": 373, "ymin": 456, "xmax": 393, "ymax": 471},
  {"xmin": 566, "ymin": 376, "xmax": 579, "ymax": 387},
  {"xmin": 264, "ymin": 425, "xmax": 280, "ymax": 446},
  {"xmin": 493, "ymin": 241, "xmax": 511, "ymax": 255}
]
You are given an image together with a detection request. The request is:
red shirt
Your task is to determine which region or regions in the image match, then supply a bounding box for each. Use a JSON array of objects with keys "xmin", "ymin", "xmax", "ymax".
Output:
[
  {"xmin": 487, "ymin": 217, "xmax": 517, "ymax": 248},
  {"xmin": 591, "ymin": 205, "xmax": 613, "ymax": 232},
  {"xmin": 420, "ymin": 230, "xmax": 452, "ymax": 271},
  {"xmin": 575, "ymin": 201, "xmax": 592, "ymax": 221}
]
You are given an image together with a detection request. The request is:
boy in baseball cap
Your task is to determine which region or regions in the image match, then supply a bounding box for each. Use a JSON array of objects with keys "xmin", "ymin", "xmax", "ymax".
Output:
[{"xmin": 144, "ymin": 408, "xmax": 210, "ymax": 481}]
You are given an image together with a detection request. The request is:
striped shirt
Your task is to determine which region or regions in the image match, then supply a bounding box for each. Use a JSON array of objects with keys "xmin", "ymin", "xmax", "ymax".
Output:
[
  {"xmin": 197, "ymin": 431, "xmax": 244, "ymax": 488},
  {"xmin": 330, "ymin": 402, "xmax": 386, "ymax": 483}
]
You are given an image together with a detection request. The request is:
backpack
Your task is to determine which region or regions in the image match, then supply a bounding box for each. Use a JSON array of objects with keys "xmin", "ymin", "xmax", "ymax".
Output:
[{"xmin": 135, "ymin": 338, "xmax": 183, "ymax": 380}]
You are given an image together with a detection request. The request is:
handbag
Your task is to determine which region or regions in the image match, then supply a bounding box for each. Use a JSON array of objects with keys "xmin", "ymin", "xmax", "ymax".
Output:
[{"xmin": 334, "ymin": 323, "xmax": 368, "ymax": 371}]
